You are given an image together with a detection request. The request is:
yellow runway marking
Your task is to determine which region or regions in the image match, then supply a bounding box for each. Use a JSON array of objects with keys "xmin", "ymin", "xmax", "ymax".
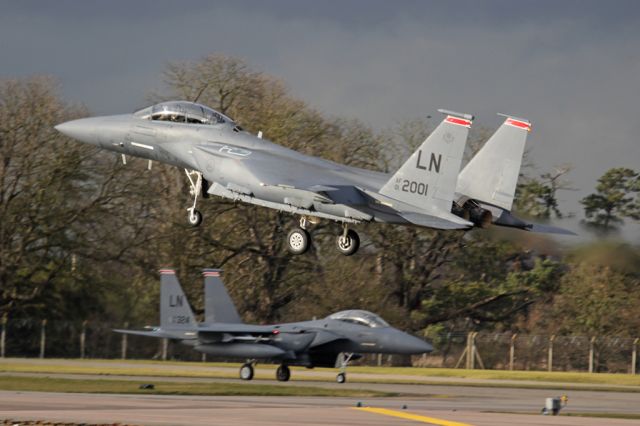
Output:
[{"xmin": 353, "ymin": 407, "xmax": 473, "ymax": 426}]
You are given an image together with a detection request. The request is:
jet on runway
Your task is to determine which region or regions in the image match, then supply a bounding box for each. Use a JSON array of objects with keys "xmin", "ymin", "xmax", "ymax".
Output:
[
  {"xmin": 56, "ymin": 101, "xmax": 572, "ymax": 256},
  {"xmin": 115, "ymin": 269, "xmax": 433, "ymax": 383}
]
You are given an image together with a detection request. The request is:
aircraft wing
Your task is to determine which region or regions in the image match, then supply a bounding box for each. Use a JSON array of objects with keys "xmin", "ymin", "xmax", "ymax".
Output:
[
  {"xmin": 197, "ymin": 323, "xmax": 281, "ymax": 335},
  {"xmin": 112, "ymin": 328, "xmax": 197, "ymax": 340}
]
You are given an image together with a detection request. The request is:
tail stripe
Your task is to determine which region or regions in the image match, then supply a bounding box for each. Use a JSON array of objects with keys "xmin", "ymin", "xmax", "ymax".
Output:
[
  {"xmin": 505, "ymin": 118, "xmax": 531, "ymax": 131},
  {"xmin": 445, "ymin": 116, "xmax": 472, "ymax": 127}
]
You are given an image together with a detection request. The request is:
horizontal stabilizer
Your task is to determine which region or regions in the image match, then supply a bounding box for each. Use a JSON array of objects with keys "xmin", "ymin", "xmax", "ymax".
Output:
[
  {"xmin": 401, "ymin": 211, "xmax": 473, "ymax": 230},
  {"xmin": 525, "ymin": 222, "xmax": 577, "ymax": 235},
  {"xmin": 493, "ymin": 209, "xmax": 576, "ymax": 235}
]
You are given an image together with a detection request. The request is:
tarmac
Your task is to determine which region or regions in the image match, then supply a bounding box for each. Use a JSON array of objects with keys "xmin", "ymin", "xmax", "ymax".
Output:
[{"xmin": 1, "ymin": 359, "xmax": 640, "ymax": 425}]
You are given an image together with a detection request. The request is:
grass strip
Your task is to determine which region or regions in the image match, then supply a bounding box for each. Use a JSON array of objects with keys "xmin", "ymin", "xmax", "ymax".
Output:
[
  {"xmin": 0, "ymin": 375, "xmax": 394, "ymax": 398},
  {"xmin": 2, "ymin": 359, "xmax": 640, "ymax": 389}
]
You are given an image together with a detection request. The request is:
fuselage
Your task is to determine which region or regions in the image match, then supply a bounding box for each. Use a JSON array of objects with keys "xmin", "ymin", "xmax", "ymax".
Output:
[
  {"xmin": 56, "ymin": 109, "xmax": 411, "ymax": 225},
  {"xmin": 186, "ymin": 317, "xmax": 432, "ymax": 367}
]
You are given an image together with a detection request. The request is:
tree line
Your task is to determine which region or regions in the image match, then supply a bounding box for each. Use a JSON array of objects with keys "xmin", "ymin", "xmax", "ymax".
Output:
[{"xmin": 1, "ymin": 55, "xmax": 638, "ymax": 348}]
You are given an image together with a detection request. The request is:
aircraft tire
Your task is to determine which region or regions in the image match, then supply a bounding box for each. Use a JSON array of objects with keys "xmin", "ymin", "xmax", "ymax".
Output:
[
  {"xmin": 287, "ymin": 228, "xmax": 310, "ymax": 255},
  {"xmin": 188, "ymin": 209, "xmax": 203, "ymax": 227},
  {"xmin": 276, "ymin": 365, "xmax": 291, "ymax": 382},
  {"xmin": 336, "ymin": 229, "xmax": 360, "ymax": 256},
  {"xmin": 336, "ymin": 372, "xmax": 346, "ymax": 384},
  {"xmin": 239, "ymin": 363, "xmax": 254, "ymax": 380}
]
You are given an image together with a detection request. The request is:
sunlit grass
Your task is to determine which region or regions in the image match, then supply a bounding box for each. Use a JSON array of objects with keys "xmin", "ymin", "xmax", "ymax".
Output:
[{"xmin": 2, "ymin": 358, "xmax": 640, "ymax": 388}]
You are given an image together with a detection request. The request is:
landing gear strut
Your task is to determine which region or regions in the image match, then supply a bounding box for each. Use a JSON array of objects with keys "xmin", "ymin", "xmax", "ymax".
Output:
[
  {"xmin": 239, "ymin": 362, "xmax": 255, "ymax": 381},
  {"xmin": 276, "ymin": 364, "xmax": 291, "ymax": 382},
  {"xmin": 336, "ymin": 224, "xmax": 360, "ymax": 256},
  {"xmin": 336, "ymin": 352, "xmax": 353, "ymax": 384},
  {"xmin": 185, "ymin": 169, "xmax": 203, "ymax": 227},
  {"xmin": 287, "ymin": 217, "xmax": 311, "ymax": 255}
]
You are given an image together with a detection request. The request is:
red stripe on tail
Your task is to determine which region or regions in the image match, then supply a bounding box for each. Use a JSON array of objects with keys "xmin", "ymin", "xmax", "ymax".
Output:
[
  {"xmin": 506, "ymin": 118, "xmax": 531, "ymax": 131},
  {"xmin": 445, "ymin": 116, "xmax": 472, "ymax": 128}
]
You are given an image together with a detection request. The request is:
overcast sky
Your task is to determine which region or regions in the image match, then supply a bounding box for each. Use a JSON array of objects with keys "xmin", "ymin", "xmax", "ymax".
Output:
[{"xmin": 2, "ymin": 0, "xmax": 639, "ymax": 242}]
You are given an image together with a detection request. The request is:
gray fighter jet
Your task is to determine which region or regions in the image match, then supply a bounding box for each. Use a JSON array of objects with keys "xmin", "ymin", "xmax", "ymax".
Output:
[
  {"xmin": 115, "ymin": 269, "xmax": 433, "ymax": 383},
  {"xmin": 55, "ymin": 101, "xmax": 571, "ymax": 256}
]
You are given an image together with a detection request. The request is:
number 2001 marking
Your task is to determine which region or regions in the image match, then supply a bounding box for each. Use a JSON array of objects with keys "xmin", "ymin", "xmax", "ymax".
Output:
[{"xmin": 401, "ymin": 180, "xmax": 428, "ymax": 195}]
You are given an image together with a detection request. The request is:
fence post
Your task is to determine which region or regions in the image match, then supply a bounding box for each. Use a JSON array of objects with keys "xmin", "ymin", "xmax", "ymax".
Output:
[
  {"xmin": 465, "ymin": 332, "xmax": 473, "ymax": 369},
  {"xmin": 509, "ymin": 334, "xmax": 517, "ymax": 371},
  {"xmin": 39, "ymin": 319, "xmax": 47, "ymax": 359},
  {"xmin": 0, "ymin": 315, "xmax": 6, "ymax": 358},
  {"xmin": 589, "ymin": 336, "xmax": 596, "ymax": 373},
  {"xmin": 80, "ymin": 320, "xmax": 87, "ymax": 359},
  {"xmin": 121, "ymin": 322, "xmax": 128, "ymax": 360},
  {"xmin": 201, "ymin": 353, "xmax": 207, "ymax": 363},
  {"xmin": 161, "ymin": 338, "xmax": 168, "ymax": 361},
  {"xmin": 467, "ymin": 332, "xmax": 477, "ymax": 370},
  {"xmin": 632, "ymin": 338, "xmax": 638, "ymax": 375},
  {"xmin": 548, "ymin": 335, "xmax": 555, "ymax": 372}
]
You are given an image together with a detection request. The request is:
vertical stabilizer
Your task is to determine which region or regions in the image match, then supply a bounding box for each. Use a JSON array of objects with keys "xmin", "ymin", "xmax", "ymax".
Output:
[
  {"xmin": 159, "ymin": 269, "xmax": 197, "ymax": 330},
  {"xmin": 457, "ymin": 114, "xmax": 531, "ymax": 211},
  {"xmin": 203, "ymin": 269, "xmax": 243, "ymax": 324},
  {"xmin": 380, "ymin": 110, "xmax": 473, "ymax": 214}
]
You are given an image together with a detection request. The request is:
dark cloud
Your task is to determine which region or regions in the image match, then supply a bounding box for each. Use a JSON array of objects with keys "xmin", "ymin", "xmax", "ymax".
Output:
[{"xmin": 1, "ymin": 0, "xmax": 638, "ymax": 240}]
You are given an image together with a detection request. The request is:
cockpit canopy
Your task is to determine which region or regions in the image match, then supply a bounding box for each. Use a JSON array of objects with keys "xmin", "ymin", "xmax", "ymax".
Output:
[
  {"xmin": 134, "ymin": 101, "xmax": 234, "ymax": 125},
  {"xmin": 326, "ymin": 310, "xmax": 389, "ymax": 328}
]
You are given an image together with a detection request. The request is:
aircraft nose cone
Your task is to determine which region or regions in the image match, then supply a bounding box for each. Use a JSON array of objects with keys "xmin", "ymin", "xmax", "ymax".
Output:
[
  {"xmin": 407, "ymin": 335, "xmax": 434, "ymax": 354},
  {"xmin": 55, "ymin": 117, "xmax": 98, "ymax": 145},
  {"xmin": 394, "ymin": 332, "xmax": 433, "ymax": 354}
]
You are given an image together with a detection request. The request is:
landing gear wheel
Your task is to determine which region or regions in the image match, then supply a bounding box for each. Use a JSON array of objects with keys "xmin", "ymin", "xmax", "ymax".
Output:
[
  {"xmin": 336, "ymin": 229, "xmax": 360, "ymax": 256},
  {"xmin": 239, "ymin": 363, "xmax": 254, "ymax": 381},
  {"xmin": 336, "ymin": 372, "xmax": 346, "ymax": 384},
  {"xmin": 276, "ymin": 365, "xmax": 291, "ymax": 382},
  {"xmin": 287, "ymin": 228, "xmax": 310, "ymax": 255},
  {"xmin": 188, "ymin": 209, "xmax": 203, "ymax": 227}
]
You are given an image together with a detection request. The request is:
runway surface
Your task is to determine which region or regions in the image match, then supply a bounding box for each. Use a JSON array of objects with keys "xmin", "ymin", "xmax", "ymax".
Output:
[
  {"xmin": 2, "ymin": 391, "xmax": 640, "ymax": 426},
  {"xmin": 1, "ymin": 359, "xmax": 640, "ymax": 425}
]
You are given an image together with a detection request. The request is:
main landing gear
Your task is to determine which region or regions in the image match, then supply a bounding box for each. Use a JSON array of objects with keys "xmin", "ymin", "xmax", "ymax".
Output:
[
  {"xmin": 287, "ymin": 217, "xmax": 311, "ymax": 255},
  {"xmin": 335, "ymin": 225, "xmax": 360, "ymax": 256},
  {"xmin": 185, "ymin": 169, "xmax": 204, "ymax": 227},
  {"xmin": 239, "ymin": 362, "xmax": 255, "ymax": 381},
  {"xmin": 286, "ymin": 218, "xmax": 361, "ymax": 256},
  {"xmin": 276, "ymin": 364, "xmax": 291, "ymax": 382}
]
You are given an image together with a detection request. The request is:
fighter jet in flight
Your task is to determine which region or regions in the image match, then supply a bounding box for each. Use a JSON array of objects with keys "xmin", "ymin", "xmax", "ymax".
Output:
[
  {"xmin": 56, "ymin": 101, "xmax": 571, "ymax": 256},
  {"xmin": 115, "ymin": 269, "xmax": 432, "ymax": 383}
]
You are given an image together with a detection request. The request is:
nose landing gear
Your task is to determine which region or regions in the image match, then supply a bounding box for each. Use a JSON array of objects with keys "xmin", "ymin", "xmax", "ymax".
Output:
[
  {"xmin": 336, "ymin": 352, "xmax": 353, "ymax": 383},
  {"xmin": 185, "ymin": 169, "xmax": 203, "ymax": 227}
]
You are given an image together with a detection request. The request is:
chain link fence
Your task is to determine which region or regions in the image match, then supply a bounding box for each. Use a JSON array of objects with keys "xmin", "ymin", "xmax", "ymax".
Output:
[{"xmin": 1, "ymin": 318, "xmax": 638, "ymax": 373}]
